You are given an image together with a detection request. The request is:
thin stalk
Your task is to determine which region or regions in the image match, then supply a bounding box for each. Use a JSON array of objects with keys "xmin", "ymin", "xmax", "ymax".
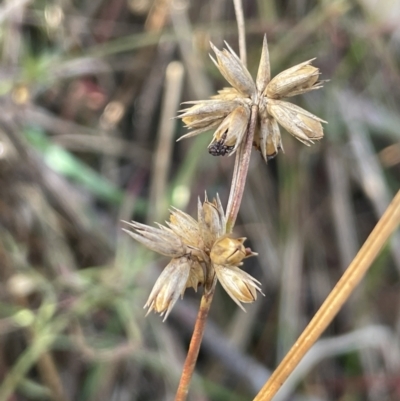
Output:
[
  {"xmin": 233, "ymin": 0, "xmax": 247, "ymax": 65},
  {"xmin": 226, "ymin": 0, "xmax": 249, "ymax": 231},
  {"xmin": 254, "ymin": 190, "xmax": 400, "ymax": 401},
  {"xmin": 174, "ymin": 284, "xmax": 216, "ymax": 401},
  {"xmin": 226, "ymin": 105, "xmax": 258, "ymax": 233},
  {"xmin": 226, "ymin": 146, "xmax": 241, "ymax": 227}
]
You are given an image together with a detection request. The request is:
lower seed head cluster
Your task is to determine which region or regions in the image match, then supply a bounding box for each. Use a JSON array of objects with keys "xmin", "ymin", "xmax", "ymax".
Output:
[{"xmin": 123, "ymin": 195, "xmax": 262, "ymax": 320}]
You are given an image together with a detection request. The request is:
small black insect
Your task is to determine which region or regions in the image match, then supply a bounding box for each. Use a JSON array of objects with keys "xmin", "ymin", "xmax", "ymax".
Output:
[
  {"xmin": 208, "ymin": 130, "xmax": 234, "ymax": 156},
  {"xmin": 208, "ymin": 141, "xmax": 234, "ymax": 156}
]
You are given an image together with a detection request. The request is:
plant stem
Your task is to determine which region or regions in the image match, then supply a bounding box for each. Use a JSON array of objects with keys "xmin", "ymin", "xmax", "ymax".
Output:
[
  {"xmin": 254, "ymin": 190, "xmax": 400, "ymax": 401},
  {"xmin": 174, "ymin": 283, "xmax": 216, "ymax": 401},
  {"xmin": 174, "ymin": 2, "xmax": 250, "ymax": 398},
  {"xmin": 226, "ymin": 105, "xmax": 258, "ymax": 233},
  {"xmin": 233, "ymin": 0, "xmax": 246, "ymax": 66}
]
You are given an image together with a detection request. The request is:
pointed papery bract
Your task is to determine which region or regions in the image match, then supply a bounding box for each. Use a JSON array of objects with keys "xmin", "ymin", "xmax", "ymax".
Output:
[
  {"xmin": 210, "ymin": 42, "xmax": 255, "ymax": 97},
  {"xmin": 144, "ymin": 256, "xmax": 191, "ymax": 321},
  {"xmin": 214, "ymin": 264, "xmax": 263, "ymax": 311},
  {"xmin": 122, "ymin": 222, "xmax": 186, "ymax": 257},
  {"xmin": 266, "ymin": 59, "xmax": 322, "ymax": 99},
  {"xmin": 182, "ymin": 115, "xmax": 225, "ymax": 130},
  {"xmin": 178, "ymin": 120, "xmax": 223, "ymax": 141},
  {"xmin": 256, "ymin": 35, "xmax": 271, "ymax": 95},
  {"xmin": 267, "ymin": 100, "xmax": 325, "ymax": 145},
  {"xmin": 198, "ymin": 195, "xmax": 225, "ymax": 248},
  {"xmin": 167, "ymin": 208, "xmax": 202, "ymax": 249},
  {"xmin": 208, "ymin": 105, "xmax": 250, "ymax": 157},
  {"xmin": 212, "ymin": 87, "xmax": 242, "ymax": 100},
  {"xmin": 210, "ymin": 236, "xmax": 247, "ymax": 266}
]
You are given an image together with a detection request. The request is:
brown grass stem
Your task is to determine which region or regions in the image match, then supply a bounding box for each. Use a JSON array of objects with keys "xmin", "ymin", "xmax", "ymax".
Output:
[
  {"xmin": 233, "ymin": 0, "xmax": 247, "ymax": 66},
  {"xmin": 174, "ymin": 284, "xmax": 216, "ymax": 401},
  {"xmin": 226, "ymin": 105, "xmax": 258, "ymax": 233},
  {"xmin": 254, "ymin": 190, "xmax": 400, "ymax": 401}
]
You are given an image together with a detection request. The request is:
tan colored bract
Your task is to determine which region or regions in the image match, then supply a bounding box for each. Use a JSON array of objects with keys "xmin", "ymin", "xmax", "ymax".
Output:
[
  {"xmin": 178, "ymin": 35, "xmax": 326, "ymax": 161},
  {"xmin": 122, "ymin": 194, "xmax": 262, "ymax": 320}
]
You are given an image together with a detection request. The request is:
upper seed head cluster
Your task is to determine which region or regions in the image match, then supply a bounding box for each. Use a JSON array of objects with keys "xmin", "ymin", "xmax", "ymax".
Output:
[{"xmin": 178, "ymin": 35, "xmax": 326, "ymax": 161}]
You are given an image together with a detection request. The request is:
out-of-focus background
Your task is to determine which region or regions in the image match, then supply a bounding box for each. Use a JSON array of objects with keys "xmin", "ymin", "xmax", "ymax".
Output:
[{"xmin": 0, "ymin": 0, "xmax": 399, "ymax": 400}]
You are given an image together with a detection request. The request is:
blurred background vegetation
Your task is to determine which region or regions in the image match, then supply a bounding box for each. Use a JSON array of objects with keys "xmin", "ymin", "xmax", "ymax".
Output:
[{"xmin": 0, "ymin": 0, "xmax": 399, "ymax": 400}]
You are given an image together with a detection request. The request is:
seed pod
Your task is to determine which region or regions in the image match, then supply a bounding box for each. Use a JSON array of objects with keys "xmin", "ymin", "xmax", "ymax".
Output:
[
  {"xmin": 265, "ymin": 59, "xmax": 323, "ymax": 99},
  {"xmin": 255, "ymin": 106, "xmax": 283, "ymax": 161},
  {"xmin": 267, "ymin": 99, "xmax": 325, "ymax": 145},
  {"xmin": 214, "ymin": 264, "xmax": 263, "ymax": 311},
  {"xmin": 210, "ymin": 236, "xmax": 247, "ymax": 266},
  {"xmin": 208, "ymin": 105, "xmax": 250, "ymax": 157},
  {"xmin": 144, "ymin": 256, "xmax": 192, "ymax": 321}
]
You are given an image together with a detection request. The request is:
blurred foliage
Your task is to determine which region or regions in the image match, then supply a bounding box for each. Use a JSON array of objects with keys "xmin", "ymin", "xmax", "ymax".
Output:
[{"xmin": 0, "ymin": 0, "xmax": 399, "ymax": 400}]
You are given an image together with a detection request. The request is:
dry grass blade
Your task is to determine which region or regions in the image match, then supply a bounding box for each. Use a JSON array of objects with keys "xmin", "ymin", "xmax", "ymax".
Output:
[{"xmin": 254, "ymin": 190, "xmax": 400, "ymax": 401}]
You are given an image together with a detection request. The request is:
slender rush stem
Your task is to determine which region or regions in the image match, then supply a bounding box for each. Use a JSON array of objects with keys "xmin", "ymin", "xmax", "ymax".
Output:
[
  {"xmin": 174, "ymin": 2, "xmax": 250, "ymax": 399},
  {"xmin": 233, "ymin": 0, "xmax": 247, "ymax": 66},
  {"xmin": 254, "ymin": 190, "xmax": 400, "ymax": 401},
  {"xmin": 174, "ymin": 284, "xmax": 216, "ymax": 401},
  {"xmin": 226, "ymin": 105, "xmax": 258, "ymax": 233}
]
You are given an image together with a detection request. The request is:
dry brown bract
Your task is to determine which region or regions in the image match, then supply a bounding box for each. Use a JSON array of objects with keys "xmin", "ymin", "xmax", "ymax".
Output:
[
  {"xmin": 122, "ymin": 195, "xmax": 262, "ymax": 320},
  {"xmin": 177, "ymin": 36, "xmax": 326, "ymax": 161}
]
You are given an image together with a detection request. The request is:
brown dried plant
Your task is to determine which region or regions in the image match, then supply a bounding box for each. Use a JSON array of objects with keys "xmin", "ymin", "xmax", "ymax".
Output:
[
  {"xmin": 123, "ymin": 194, "xmax": 262, "ymax": 321},
  {"xmin": 123, "ymin": 30, "xmax": 328, "ymax": 401}
]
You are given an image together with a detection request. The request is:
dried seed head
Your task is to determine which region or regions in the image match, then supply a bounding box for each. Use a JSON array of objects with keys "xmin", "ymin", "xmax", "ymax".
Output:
[
  {"xmin": 144, "ymin": 256, "xmax": 192, "ymax": 321},
  {"xmin": 210, "ymin": 42, "xmax": 255, "ymax": 97},
  {"xmin": 122, "ymin": 221, "xmax": 187, "ymax": 257},
  {"xmin": 265, "ymin": 59, "xmax": 323, "ymax": 99},
  {"xmin": 210, "ymin": 236, "xmax": 247, "ymax": 266},
  {"xmin": 123, "ymin": 194, "xmax": 263, "ymax": 318},
  {"xmin": 177, "ymin": 37, "xmax": 326, "ymax": 162},
  {"xmin": 267, "ymin": 99, "xmax": 325, "ymax": 146},
  {"xmin": 208, "ymin": 105, "xmax": 250, "ymax": 157},
  {"xmin": 214, "ymin": 264, "xmax": 263, "ymax": 311}
]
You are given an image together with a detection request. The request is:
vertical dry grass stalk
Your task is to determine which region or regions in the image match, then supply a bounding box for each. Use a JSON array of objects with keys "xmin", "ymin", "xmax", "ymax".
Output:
[{"xmin": 254, "ymin": 190, "xmax": 400, "ymax": 401}]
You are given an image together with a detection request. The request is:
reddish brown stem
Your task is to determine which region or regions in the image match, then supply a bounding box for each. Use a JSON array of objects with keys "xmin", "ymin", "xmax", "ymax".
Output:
[
  {"xmin": 174, "ymin": 285, "xmax": 216, "ymax": 401},
  {"xmin": 226, "ymin": 104, "xmax": 258, "ymax": 233}
]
